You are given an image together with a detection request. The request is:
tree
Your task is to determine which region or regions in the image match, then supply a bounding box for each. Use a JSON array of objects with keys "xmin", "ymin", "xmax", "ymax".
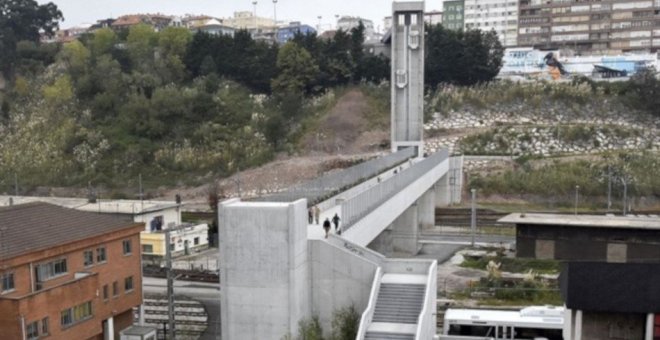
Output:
[
  {"xmin": 126, "ymin": 23, "xmax": 157, "ymax": 69},
  {"xmin": 42, "ymin": 74, "xmax": 73, "ymax": 105},
  {"xmin": 349, "ymin": 21, "xmax": 366, "ymax": 81},
  {"xmin": 0, "ymin": 0, "xmax": 63, "ymax": 78},
  {"xmin": 59, "ymin": 40, "xmax": 90, "ymax": 79},
  {"xmin": 625, "ymin": 67, "xmax": 660, "ymax": 117},
  {"xmin": 271, "ymin": 42, "xmax": 319, "ymax": 95},
  {"xmin": 425, "ymin": 24, "xmax": 504, "ymax": 87},
  {"xmin": 90, "ymin": 28, "xmax": 117, "ymax": 57},
  {"xmin": 158, "ymin": 27, "xmax": 192, "ymax": 59}
]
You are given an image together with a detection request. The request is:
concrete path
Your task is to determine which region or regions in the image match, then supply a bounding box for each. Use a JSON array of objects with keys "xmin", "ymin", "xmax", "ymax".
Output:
[{"xmin": 307, "ymin": 158, "xmax": 418, "ymax": 240}]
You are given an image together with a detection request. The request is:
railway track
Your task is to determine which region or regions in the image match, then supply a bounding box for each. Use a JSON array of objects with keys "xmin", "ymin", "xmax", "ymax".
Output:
[{"xmin": 140, "ymin": 296, "xmax": 208, "ymax": 340}]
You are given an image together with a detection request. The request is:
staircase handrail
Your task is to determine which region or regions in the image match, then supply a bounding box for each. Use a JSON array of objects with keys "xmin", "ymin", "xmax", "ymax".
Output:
[
  {"xmin": 356, "ymin": 266, "xmax": 383, "ymax": 340},
  {"xmin": 415, "ymin": 261, "xmax": 438, "ymax": 340}
]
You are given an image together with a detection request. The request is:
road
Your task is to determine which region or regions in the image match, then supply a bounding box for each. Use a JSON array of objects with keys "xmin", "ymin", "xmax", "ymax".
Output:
[{"xmin": 143, "ymin": 277, "xmax": 221, "ymax": 339}]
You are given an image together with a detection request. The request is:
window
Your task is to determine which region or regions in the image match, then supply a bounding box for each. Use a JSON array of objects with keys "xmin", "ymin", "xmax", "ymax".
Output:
[
  {"xmin": 96, "ymin": 247, "xmax": 106, "ymax": 263},
  {"xmin": 42, "ymin": 317, "xmax": 49, "ymax": 336},
  {"xmin": 112, "ymin": 281, "xmax": 119, "ymax": 297},
  {"xmin": 124, "ymin": 276, "xmax": 134, "ymax": 292},
  {"xmin": 83, "ymin": 250, "xmax": 94, "ymax": 267},
  {"xmin": 36, "ymin": 258, "xmax": 67, "ymax": 282},
  {"xmin": 26, "ymin": 321, "xmax": 38, "ymax": 339},
  {"xmin": 60, "ymin": 301, "xmax": 92, "ymax": 327},
  {"xmin": 142, "ymin": 244, "xmax": 154, "ymax": 253},
  {"xmin": 103, "ymin": 284, "xmax": 109, "ymax": 300},
  {"xmin": 194, "ymin": 237, "xmax": 200, "ymax": 245},
  {"xmin": 1, "ymin": 272, "xmax": 15, "ymax": 292},
  {"xmin": 122, "ymin": 240, "xmax": 132, "ymax": 255}
]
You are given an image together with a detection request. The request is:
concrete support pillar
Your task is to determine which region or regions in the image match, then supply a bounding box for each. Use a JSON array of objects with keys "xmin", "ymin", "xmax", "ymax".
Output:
[
  {"xmin": 418, "ymin": 189, "xmax": 435, "ymax": 231},
  {"xmin": 645, "ymin": 313, "xmax": 654, "ymax": 340},
  {"xmin": 434, "ymin": 174, "xmax": 450, "ymax": 208},
  {"xmin": 574, "ymin": 310, "xmax": 583, "ymax": 340},
  {"xmin": 220, "ymin": 199, "xmax": 311, "ymax": 340},
  {"xmin": 563, "ymin": 307, "xmax": 573, "ymax": 340},
  {"xmin": 103, "ymin": 316, "xmax": 114, "ymax": 340},
  {"xmin": 367, "ymin": 227, "xmax": 393, "ymax": 256},
  {"xmin": 391, "ymin": 203, "xmax": 420, "ymax": 255},
  {"xmin": 138, "ymin": 304, "xmax": 145, "ymax": 325}
]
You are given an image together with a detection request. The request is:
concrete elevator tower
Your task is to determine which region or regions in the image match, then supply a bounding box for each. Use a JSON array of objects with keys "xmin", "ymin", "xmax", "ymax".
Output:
[{"xmin": 391, "ymin": 1, "xmax": 425, "ymax": 157}]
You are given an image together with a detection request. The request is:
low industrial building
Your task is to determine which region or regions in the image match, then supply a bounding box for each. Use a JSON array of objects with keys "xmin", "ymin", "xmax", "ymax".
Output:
[
  {"xmin": 0, "ymin": 202, "xmax": 144, "ymax": 339},
  {"xmin": 560, "ymin": 261, "xmax": 660, "ymax": 340},
  {"xmin": 0, "ymin": 196, "xmax": 210, "ymax": 263},
  {"xmin": 499, "ymin": 213, "xmax": 660, "ymax": 262}
]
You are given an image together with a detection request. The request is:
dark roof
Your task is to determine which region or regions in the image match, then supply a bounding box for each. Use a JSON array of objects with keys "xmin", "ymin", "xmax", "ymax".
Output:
[
  {"xmin": 499, "ymin": 213, "xmax": 660, "ymax": 230},
  {"xmin": 560, "ymin": 261, "xmax": 660, "ymax": 314},
  {"xmin": 0, "ymin": 202, "xmax": 140, "ymax": 260}
]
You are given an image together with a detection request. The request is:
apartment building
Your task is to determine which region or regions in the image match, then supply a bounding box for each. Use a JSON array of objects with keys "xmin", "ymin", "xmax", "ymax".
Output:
[
  {"xmin": 0, "ymin": 202, "xmax": 144, "ymax": 339},
  {"xmin": 518, "ymin": 0, "xmax": 660, "ymax": 54},
  {"xmin": 464, "ymin": 0, "xmax": 519, "ymax": 46},
  {"xmin": 443, "ymin": 0, "xmax": 465, "ymax": 31}
]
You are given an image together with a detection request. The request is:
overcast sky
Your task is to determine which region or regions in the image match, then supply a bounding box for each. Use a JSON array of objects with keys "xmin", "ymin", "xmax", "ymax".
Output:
[{"xmin": 38, "ymin": 0, "xmax": 446, "ymax": 32}]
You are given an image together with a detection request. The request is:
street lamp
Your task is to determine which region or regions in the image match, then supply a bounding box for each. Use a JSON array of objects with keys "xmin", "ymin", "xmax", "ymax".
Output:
[
  {"xmin": 471, "ymin": 189, "xmax": 476, "ymax": 247},
  {"xmin": 317, "ymin": 15, "xmax": 322, "ymax": 32},
  {"xmin": 574, "ymin": 185, "xmax": 580, "ymax": 215},
  {"xmin": 252, "ymin": 1, "xmax": 258, "ymax": 31},
  {"xmin": 273, "ymin": 0, "xmax": 278, "ymax": 25}
]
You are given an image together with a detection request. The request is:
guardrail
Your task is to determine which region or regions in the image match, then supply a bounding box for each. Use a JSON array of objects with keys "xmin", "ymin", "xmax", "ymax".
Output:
[
  {"xmin": 256, "ymin": 148, "xmax": 415, "ymax": 205},
  {"xmin": 341, "ymin": 149, "xmax": 449, "ymax": 230},
  {"xmin": 415, "ymin": 261, "xmax": 437, "ymax": 340},
  {"xmin": 356, "ymin": 266, "xmax": 383, "ymax": 340}
]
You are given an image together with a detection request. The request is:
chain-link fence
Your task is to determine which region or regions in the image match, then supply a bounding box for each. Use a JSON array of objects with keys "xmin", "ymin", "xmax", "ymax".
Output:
[
  {"xmin": 255, "ymin": 147, "xmax": 416, "ymax": 205},
  {"xmin": 341, "ymin": 149, "xmax": 450, "ymax": 230}
]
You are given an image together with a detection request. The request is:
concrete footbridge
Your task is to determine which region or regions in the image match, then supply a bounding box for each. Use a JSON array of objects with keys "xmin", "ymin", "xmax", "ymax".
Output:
[{"xmin": 219, "ymin": 146, "xmax": 463, "ymax": 340}]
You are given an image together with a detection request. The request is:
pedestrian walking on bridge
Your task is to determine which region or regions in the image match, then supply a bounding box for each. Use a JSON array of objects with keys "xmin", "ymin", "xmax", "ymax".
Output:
[
  {"xmin": 314, "ymin": 206, "xmax": 320, "ymax": 225},
  {"xmin": 332, "ymin": 213, "xmax": 341, "ymax": 232},
  {"xmin": 323, "ymin": 218, "xmax": 331, "ymax": 238}
]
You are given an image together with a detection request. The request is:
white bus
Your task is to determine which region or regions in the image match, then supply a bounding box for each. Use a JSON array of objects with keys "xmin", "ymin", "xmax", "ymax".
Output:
[{"xmin": 442, "ymin": 306, "xmax": 564, "ymax": 340}]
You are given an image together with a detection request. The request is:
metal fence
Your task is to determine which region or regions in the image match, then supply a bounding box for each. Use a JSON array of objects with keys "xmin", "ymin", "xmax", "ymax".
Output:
[
  {"xmin": 255, "ymin": 147, "xmax": 416, "ymax": 205},
  {"xmin": 341, "ymin": 149, "xmax": 449, "ymax": 230}
]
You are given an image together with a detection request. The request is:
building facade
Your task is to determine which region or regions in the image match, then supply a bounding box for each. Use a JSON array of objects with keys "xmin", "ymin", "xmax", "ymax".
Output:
[
  {"xmin": 443, "ymin": 0, "xmax": 465, "ymax": 31},
  {"xmin": 464, "ymin": 0, "xmax": 519, "ymax": 46},
  {"xmin": 560, "ymin": 262, "xmax": 660, "ymax": 340},
  {"xmin": 518, "ymin": 0, "xmax": 660, "ymax": 54},
  {"xmin": 223, "ymin": 11, "xmax": 275, "ymax": 30},
  {"xmin": 500, "ymin": 213, "xmax": 660, "ymax": 262},
  {"xmin": 0, "ymin": 202, "xmax": 144, "ymax": 339},
  {"xmin": 276, "ymin": 22, "xmax": 317, "ymax": 44}
]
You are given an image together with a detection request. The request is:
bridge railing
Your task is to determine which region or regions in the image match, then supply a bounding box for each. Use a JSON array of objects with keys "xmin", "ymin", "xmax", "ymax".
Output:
[
  {"xmin": 341, "ymin": 149, "xmax": 449, "ymax": 230},
  {"xmin": 255, "ymin": 148, "xmax": 415, "ymax": 205}
]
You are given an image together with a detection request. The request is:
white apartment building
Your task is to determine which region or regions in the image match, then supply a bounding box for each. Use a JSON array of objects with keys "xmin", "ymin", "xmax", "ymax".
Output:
[{"xmin": 464, "ymin": 0, "xmax": 518, "ymax": 47}]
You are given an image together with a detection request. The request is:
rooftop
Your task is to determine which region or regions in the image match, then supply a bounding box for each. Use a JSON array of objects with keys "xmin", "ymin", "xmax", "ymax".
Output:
[
  {"xmin": 0, "ymin": 202, "xmax": 141, "ymax": 260},
  {"xmin": 0, "ymin": 195, "xmax": 180, "ymax": 215},
  {"xmin": 499, "ymin": 213, "xmax": 660, "ymax": 230}
]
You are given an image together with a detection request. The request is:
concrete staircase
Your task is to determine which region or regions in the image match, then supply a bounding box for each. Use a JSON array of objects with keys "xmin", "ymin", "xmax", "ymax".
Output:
[{"xmin": 364, "ymin": 274, "xmax": 427, "ymax": 340}]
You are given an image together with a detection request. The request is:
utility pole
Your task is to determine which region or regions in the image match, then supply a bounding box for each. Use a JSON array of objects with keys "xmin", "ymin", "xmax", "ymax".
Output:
[
  {"xmin": 138, "ymin": 173, "xmax": 144, "ymax": 212},
  {"xmin": 13, "ymin": 173, "xmax": 18, "ymax": 196},
  {"xmin": 622, "ymin": 178, "xmax": 628, "ymax": 216},
  {"xmin": 165, "ymin": 229, "xmax": 175, "ymax": 339},
  {"xmin": 607, "ymin": 165, "xmax": 612, "ymax": 212},
  {"xmin": 574, "ymin": 185, "xmax": 579, "ymax": 215},
  {"xmin": 471, "ymin": 189, "xmax": 476, "ymax": 247}
]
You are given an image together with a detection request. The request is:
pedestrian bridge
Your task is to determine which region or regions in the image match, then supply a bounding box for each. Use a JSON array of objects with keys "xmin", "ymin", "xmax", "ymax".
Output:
[{"xmin": 219, "ymin": 147, "xmax": 463, "ymax": 340}]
